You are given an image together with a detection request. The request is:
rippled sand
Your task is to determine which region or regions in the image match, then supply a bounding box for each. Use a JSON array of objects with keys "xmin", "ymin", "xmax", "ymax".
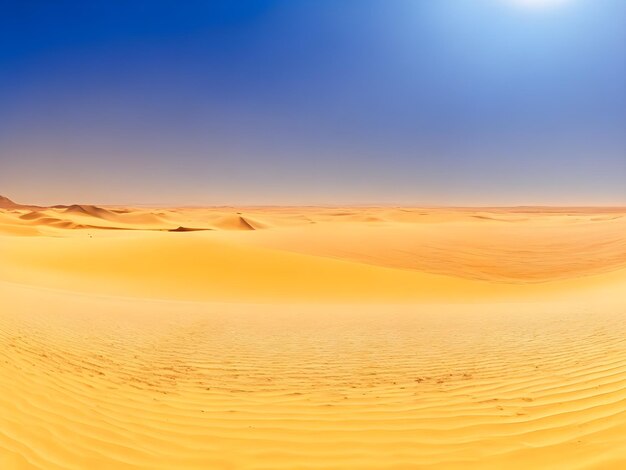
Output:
[{"xmin": 1, "ymin": 201, "xmax": 626, "ymax": 469}]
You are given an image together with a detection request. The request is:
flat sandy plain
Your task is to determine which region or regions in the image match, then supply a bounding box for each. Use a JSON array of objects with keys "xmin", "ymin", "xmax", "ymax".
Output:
[{"xmin": 1, "ymin": 195, "xmax": 626, "ymax": 469}]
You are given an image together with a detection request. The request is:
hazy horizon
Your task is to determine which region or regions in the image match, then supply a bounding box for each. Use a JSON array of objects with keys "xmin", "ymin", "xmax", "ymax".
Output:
[{"xmin": 3, "ymin": 192, "xmax": 626, "ymax": 209}]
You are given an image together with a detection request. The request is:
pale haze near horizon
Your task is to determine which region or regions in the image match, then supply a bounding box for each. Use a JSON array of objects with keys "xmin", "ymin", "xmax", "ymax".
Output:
[{"xmin": 1, "ymin": 0, "xmax": 624, "ymax": 207}]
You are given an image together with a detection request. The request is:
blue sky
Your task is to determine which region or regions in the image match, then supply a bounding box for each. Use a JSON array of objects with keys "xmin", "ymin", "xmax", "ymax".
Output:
[{"xmin": 1, "ymin": 0, "xmax": 624, "ymax": 205}]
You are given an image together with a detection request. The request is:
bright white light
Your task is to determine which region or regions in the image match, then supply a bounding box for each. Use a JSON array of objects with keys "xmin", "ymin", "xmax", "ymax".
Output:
[{"xmin": 506, "ymin": 0, "xmax": 573, "ymax": 9}]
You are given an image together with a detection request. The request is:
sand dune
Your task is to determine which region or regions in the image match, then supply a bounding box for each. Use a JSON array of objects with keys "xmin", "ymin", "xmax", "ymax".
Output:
[
  {"xmin": 209, "ymin": 214, "xmax": 264, "ymax": 231},
  {"xmin": 0, "ymin": 196, "xmax": 44, "ymax": 211},
  {"xmin": 231, "ymin": 215, "xmax": 626, "ymax": 283},
  {"xmin": 61, "ymin": 204, "xmax": 114, "ymax": 217},
  {"xmin": 1, "ymin": 200, "xmax": 626, "ymax": 469},
  {"xmin": 0, "ymin": 196, "xmax": 15, "ymax": 208}
]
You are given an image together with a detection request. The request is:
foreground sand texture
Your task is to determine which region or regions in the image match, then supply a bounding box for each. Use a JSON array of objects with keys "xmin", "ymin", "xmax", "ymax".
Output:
[{"xmin": 1, "ymin": 197, "xmax": 626, "ymax": 469}]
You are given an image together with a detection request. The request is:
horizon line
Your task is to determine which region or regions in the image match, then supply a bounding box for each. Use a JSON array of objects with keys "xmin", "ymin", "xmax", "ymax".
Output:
[{"xmin": 3, "ymin": 195, "xmax": 626, "ymax": 211}]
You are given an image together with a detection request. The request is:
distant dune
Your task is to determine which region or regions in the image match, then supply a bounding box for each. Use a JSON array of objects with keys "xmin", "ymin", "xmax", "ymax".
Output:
[
  {"xmin": 60, "ymin": 204, "xmax": 115, "ymax": 218},
  {"xmin": 0, "ymin": 195, "xmax": 43, "ymax": 210},
  {"xmin": 1, "ymin": 196, "xmax": 626, "ymax": 469},
  {"xmin": 0, "ymin": 195, "xmax": 17, "ymax": 209},
  {"xmin": 210, "ymin": 214, "xmax": 265, "ymax": 230}
]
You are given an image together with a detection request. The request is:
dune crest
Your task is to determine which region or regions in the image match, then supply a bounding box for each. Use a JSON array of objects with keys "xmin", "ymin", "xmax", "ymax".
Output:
[
  {"xmin": 60, "ymin": 204, "xmax": 114, "ymax": 218},
  {"xmin": 209, "ymin": 214, "xmax": 266, "ymax": 231},
  {"xmin": 0, "ymin": 195, "xmax": 18, "ymax": 209}
]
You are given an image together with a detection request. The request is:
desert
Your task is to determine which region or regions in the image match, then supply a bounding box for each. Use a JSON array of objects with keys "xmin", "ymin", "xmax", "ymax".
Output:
[
  {"xmin": 3, "ymin": 0, "xmax": 625, "ymax": 468},
  {"xmin": 2, "ymin": 195, "xmax": 626, "ymax": 469}
]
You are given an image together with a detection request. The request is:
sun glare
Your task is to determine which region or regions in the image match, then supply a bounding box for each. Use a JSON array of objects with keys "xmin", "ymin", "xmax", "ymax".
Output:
[{"xmin": 506, "ymin": 0, "xmax": 573, "ymax": 9}]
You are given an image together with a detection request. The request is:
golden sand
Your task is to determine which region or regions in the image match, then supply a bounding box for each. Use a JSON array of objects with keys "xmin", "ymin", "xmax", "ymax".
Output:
[{"xmin": 1, "ymin": 202, "xmax": 626, "ymax": 469}]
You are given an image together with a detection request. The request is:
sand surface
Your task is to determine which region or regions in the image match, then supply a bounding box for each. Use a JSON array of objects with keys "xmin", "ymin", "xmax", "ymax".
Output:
[{"xmin": 1, "ymin": 202, "xmax": 626, "ymax": 469}]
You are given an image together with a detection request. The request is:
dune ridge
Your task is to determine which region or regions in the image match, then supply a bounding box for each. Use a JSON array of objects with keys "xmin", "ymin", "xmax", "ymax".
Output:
[
  {"xmin": 1, "ymin": 203, "xmax": 625, "ymax": 287},
  {"xmin": 0, "ymin": 195, "xmax": 17, "ymax": 209}
]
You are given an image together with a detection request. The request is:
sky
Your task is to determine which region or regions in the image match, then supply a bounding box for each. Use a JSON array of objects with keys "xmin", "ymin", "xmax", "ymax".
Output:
[{"xmin": 0, "ymin": 0, "xmax": 624, "ymax": 206}]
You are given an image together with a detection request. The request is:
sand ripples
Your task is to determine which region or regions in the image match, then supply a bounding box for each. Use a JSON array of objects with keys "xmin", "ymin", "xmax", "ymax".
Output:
[{"xmin": 2, "ymin": 283, "xmax": 626, "ymax": 469}]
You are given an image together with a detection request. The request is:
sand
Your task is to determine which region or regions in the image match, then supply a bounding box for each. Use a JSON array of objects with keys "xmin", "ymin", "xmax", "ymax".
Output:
[{"xmin": 1, "ymin": 200, "xmax": 626, "ymax": 469}]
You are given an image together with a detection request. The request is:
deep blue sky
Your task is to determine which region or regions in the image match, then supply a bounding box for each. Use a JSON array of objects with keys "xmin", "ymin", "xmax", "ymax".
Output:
[{"xmin": 1, "ymin": 0, "xmax": 624, "ymax": 205}]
